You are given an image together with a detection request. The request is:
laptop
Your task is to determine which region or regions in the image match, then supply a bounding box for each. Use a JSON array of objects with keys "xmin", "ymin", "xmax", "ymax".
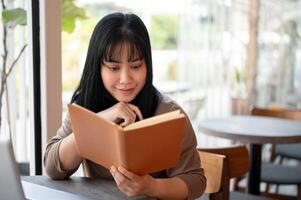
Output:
[{"xmin": 0, "ymin": 137, "xmax": 94, "ymax": 200}]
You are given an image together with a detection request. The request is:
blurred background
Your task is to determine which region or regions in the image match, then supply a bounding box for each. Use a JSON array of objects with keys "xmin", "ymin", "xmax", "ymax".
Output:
[
  {"xmin": 1, "ymin": 0, "xmax": 301, "ymax": 195},
  {"xmin": 61, "ymin": 0, "xmax": 301, "ymax": 147}
]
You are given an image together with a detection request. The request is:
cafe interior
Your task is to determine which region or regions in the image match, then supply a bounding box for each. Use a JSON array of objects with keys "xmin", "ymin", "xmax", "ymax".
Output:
[{"xmin": 1, "ymin": 0, "xmax": 301, "ymax": 199}]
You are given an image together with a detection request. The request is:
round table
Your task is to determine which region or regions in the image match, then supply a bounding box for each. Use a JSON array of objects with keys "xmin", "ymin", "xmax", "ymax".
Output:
[{"xmin": 198, "ymin": 115, "xmax": 301, "ymax": 195}]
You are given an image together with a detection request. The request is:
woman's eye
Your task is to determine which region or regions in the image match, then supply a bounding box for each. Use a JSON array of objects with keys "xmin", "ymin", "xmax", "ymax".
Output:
[
  {"xmin": 131, "ymin": 64, "xmax": 142, "ymax": 69},
  {"xmin": 108, "ymin": 66, "xmax": 120, "ymax": 71}
]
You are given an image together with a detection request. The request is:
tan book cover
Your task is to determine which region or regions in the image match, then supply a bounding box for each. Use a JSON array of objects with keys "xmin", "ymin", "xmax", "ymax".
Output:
[{"xmin": 68, "ymin": 104, "xmax": 186, "ymax": 175}]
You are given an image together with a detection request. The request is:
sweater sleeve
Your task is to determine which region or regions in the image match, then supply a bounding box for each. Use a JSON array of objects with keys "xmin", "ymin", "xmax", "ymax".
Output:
[
  {"xmin": 154, "ymin": 95, "xmax": 206, "ymax": 200},
  {"xmin": 166, "ymin": 115, "xmax": 206, "ymax": 200},
  {"xmin": 43, "ymin": 113, "xmax": 80, "ymax": 179}
]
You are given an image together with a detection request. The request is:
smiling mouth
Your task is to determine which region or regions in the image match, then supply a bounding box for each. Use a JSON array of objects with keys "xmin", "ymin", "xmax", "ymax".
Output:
[{"xmin": 116, "ymin": 88, "xmax": 135, "ymax": 94}]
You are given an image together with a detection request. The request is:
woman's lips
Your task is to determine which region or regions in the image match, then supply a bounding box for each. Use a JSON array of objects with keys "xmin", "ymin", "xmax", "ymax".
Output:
[{"xmin": 116, "ymin": 88, "xmax": 135, "ymax": 95}]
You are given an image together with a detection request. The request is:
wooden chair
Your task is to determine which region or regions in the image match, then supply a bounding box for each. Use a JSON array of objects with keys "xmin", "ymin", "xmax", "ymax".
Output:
[
  {"xmin": 251, "ymin": 107, "xmax": 301, "ymax": 199},
  {"xmin": 253, "ymin": 106, "xmax": 301, "ymax": 163},
  {"xmin": 198, "ymin": 150, "xmax": 226, "ymax": 200},
  {"xmin": 198, "ymin": 146, "xmax": 271, "ymax": 200}
]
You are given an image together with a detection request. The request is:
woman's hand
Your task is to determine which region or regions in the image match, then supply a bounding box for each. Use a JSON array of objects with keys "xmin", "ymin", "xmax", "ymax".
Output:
[
  {"xmin": 110, "ymin": 166, "xmax": 155, "ymax": 197},
  {"xmin": 97, "ymin": 102, "xmax": 143, "ymax": 126}
]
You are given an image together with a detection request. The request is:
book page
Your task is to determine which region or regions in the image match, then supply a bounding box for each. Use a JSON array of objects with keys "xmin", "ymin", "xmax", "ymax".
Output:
[{"xmin": 124, "ymin": 110, "xmax": 184, "ymax": 131}]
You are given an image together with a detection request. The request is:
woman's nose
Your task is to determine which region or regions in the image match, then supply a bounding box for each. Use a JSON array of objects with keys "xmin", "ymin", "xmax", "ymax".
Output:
[{"xmin": 119, "ymin": 67, "xmax": 132, "ymax": 84}]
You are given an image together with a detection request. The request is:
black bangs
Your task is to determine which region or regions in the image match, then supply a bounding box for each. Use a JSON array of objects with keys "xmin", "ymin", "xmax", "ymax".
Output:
[{"xmin": 103, "ymin": 35, "xmax": 144, "ymax": 63}]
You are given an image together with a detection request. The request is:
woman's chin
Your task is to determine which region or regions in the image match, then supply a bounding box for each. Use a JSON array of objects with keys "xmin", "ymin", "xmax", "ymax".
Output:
[{"xmin": 115, "ymin": 95, "xmax": 135, "ymax": 103}]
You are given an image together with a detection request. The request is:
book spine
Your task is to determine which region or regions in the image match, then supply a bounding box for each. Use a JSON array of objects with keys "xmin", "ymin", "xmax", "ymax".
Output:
[{"xmin": 117, "ymin": 130, "xmax": 127, "ymax": 168}]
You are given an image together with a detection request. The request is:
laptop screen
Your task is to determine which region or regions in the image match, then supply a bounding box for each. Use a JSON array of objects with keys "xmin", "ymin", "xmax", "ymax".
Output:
[
  {"xmin": 0, "ymin": 137, "xmax": 96, "ymax": 200},
  {"xmin": 0, "ymin": 137, "xmax": 26, "ymax": 200}
]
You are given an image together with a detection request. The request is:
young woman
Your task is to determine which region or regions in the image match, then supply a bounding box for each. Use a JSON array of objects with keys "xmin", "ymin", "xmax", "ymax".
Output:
[{"xmin": 44, "ymin": 12, "xmax": 206, "ymax": 200}]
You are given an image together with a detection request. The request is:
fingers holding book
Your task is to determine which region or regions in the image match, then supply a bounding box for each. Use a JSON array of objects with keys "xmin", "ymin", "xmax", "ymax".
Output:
[
  {"xmin": 110, "ymin": 165, "xmax": 154, "ymax": 197},
  {"xmin": 117, "ymin": 102, "xmax": 140, "ymax": 127},
  {"xmin": 97, "ymin": 102, "xmax": 143, "ymax": 127}
]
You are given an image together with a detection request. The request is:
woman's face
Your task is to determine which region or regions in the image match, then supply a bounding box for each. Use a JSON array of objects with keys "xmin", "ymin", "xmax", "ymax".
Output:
[{"xmin": 101, "ymin": 43, "xmax": 147, "ymax": 102}]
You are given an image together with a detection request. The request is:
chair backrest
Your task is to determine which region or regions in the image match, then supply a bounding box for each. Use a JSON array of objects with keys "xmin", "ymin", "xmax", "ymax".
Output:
[
  {"xmin": 198, "ymin": 146, "xmax": 249, "ymax": 200},
  {"xmin": 251, "ymin": 107, "xmax": 301, "ymax": 121},
  {"xmin": 199, "ymin": 146, "xmax": 249, "ymax": 178},
  {"xmin": 251, "ymin": 106, "xmax": 301, "ymax": 161},
  {"xmin": 198, "ymin": 151, "xmax": 225, "ymax": 194}
]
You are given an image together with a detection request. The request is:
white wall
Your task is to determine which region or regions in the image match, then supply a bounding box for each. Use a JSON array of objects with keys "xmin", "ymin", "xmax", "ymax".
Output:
[{"xmin": 39, "ymin": 0, "xmax": 62, "ymax": 174}]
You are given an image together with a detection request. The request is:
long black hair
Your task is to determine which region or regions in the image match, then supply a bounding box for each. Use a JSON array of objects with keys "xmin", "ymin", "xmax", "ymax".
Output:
[{"xmin": 71, "ymin": 12, "xmax": 161, "ymax": 119}]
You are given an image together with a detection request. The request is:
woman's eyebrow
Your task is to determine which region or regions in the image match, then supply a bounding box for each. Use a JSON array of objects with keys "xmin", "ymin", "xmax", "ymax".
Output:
[
  {"xmin": 128, "ymin": 58, "xmax": 142, "ymax": 62},
  {"xmin": 105, "ymin": 58, "xmax": 121, "ymax": 63}
]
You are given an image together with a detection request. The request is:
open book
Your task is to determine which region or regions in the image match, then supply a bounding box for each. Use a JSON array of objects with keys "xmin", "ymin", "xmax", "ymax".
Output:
[{"xmin": 68, "ymin": 104, "xmax": 186, "ymax": 175}]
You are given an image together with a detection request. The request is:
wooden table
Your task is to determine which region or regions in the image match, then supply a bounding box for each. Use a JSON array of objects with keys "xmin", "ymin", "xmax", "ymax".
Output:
[
  {"xmin": 22, "ymin": 176, "xmax": 154, "ymax": 200},
  {"xmin": 198, "ymin": 115, "xmax": 301, "ymax": 195}
]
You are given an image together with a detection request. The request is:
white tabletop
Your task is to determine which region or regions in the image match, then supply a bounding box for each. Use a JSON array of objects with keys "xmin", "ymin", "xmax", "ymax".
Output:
[{"xmin": 198, "ymin": 115, "xmax": 301, "ymax": 144}]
